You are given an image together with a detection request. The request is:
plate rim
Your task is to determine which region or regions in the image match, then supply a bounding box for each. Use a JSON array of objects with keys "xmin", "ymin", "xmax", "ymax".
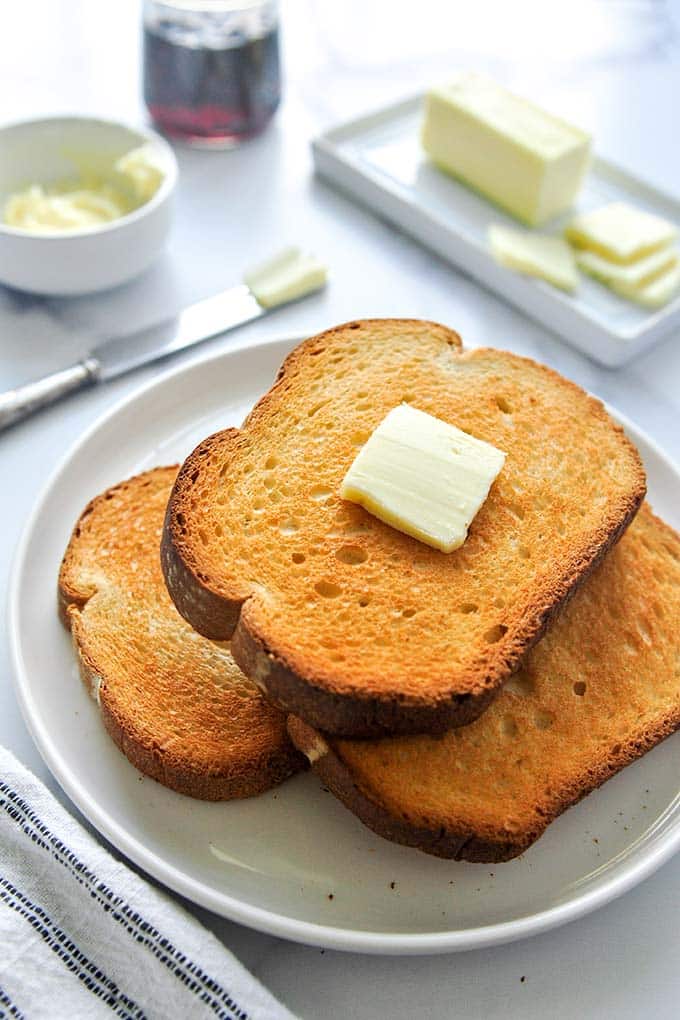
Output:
[{"xmin": 8, "ymin": 334, "xmax": 680, "ymax": 955}]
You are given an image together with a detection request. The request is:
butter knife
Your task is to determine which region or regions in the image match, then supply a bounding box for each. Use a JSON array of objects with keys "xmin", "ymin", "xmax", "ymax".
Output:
[{"xmin": 0, "ymin": 248, "xmax": 326, "ymax": 432}]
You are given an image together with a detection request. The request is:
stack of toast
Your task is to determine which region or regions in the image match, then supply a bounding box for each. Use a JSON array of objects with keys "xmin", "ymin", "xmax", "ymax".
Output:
[{"xmin": 59, "ymin": 319, "xmax": 680, "ymax": 862}]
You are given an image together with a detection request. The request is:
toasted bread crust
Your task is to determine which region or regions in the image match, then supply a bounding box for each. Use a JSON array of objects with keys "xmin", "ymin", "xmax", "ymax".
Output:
[
  {"xmin": 288, "ymin": 506, "xmax": 680, "ymax": 860},
  {"xmin": 60, "ymin": 468, "xmax": 304, "ymax": 800},
  {"xmin": 162, "ymin": 319, "xmax": 645, "ymax": 736},
  {"xmin": 287, "ymin": 707, "xmax": 680, "ymax": 862}
]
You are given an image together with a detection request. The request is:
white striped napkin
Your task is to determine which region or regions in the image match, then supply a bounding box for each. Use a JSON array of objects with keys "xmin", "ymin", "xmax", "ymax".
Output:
[{"xmin": 0, "ymin": 746, "xmax": 295, "ymax": 1020}]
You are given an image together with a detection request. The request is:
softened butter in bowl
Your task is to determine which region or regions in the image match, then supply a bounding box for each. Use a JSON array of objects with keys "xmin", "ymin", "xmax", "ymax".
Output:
[
  {"xmin": 0, "ymin": 117, "xmax": 177, "ymax": 295},
  {"xmin": 4, "ymin": 143, "xmax": 166, "ymax": 233}
]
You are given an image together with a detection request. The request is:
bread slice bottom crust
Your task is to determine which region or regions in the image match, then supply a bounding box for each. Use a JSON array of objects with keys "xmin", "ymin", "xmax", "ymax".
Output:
[
  {"xmin": 288, "ymin": 505, "xmax": 680, "ymax": 860},
  {"xmin": 59, "ymin": 467, "xmax": 305, "ymax": 800}
]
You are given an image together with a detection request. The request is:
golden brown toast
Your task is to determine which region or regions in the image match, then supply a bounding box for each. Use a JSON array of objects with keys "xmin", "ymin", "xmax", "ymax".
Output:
[
  {"xmin": 162, "ymin": 319, "xmax": 645, "ymax": 736},
  {"xmin": 289, "ymin": 504, "xmax": 680, "ymax": 861},
  {"xmin": 59, "ymin": 467, "xmax": 304, "ymax": 800}
]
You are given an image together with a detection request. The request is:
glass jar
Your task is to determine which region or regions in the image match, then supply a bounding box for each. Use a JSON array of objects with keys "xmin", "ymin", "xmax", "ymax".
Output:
[{"xmin": 142, "ymin": 0, "xmax": 281, "ymax": 148}]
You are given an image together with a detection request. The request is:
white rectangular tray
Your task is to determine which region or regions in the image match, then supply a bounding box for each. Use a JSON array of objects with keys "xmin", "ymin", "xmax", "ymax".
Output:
[{"xmin": 312, "ymin": 95, "xmax": 680, "ymax": 368}]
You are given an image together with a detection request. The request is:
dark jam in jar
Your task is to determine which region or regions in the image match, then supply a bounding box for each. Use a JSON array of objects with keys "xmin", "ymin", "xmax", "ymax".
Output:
[{"xmin": 143, "ymin": 2, "xmax": 281, "ymax": 147}]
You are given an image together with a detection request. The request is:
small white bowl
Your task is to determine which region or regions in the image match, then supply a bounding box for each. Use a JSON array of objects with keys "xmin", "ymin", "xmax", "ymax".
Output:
[{"xmin": 0, "ymin": 115, "xmax": 178, "ymax": 295}]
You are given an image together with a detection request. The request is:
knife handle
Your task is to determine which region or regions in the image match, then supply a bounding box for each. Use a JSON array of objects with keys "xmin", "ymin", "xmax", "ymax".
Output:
[{"xmin": 0, "ymin": 358, "xmax": 100, "ymax": 433}]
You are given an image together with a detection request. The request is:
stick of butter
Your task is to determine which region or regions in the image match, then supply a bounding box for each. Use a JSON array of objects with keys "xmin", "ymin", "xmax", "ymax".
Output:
[
  {"xmin": 488, "ymin": 224, "xmax": 578, "ymax": 292},
  {"xmin": 566, "ymin": 202, "xmax": 677, "ymax": 264},
  {"xmin": 421, "ymin": 72, "xmax": 591, "ymax": 226},
  {"xmin": 244, "ymin": 247, "xmax": 327, "ymax": 309},
  {"xmin": 340, "ymin": 404, "xmax": 506, "ymax": 553},
  {"xmin": 576, "ymin": 246, "xmax": 677, "ymax": 294}
]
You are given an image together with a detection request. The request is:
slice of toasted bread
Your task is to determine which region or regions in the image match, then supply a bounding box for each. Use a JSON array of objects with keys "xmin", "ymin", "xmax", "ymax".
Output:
[
  {"xmin": 289, "ymin": 504, "xmax": 680, "ymax": 861},
  {"xmin": 59, "ymin": 467, "xmax": 304, "ymax": 800},
  {"xmin": 162, "ymin": 319, "xmax": 645, "ymax": 736}
]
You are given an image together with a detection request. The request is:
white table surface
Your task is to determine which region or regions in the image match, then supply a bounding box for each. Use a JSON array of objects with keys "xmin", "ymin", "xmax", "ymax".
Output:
[{"xmin": 2, "ymin": 2, "xmax": 680, "ymax": 1017}]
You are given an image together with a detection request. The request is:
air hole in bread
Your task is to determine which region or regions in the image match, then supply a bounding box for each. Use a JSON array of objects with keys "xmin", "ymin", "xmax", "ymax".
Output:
[
  {"xmin": 505, "ymin": 670, "xmax": 533, "ymax": 697},
  {"xmin": 519, "ymin": 545, "xmax": 531, "ymax": 560},
  {"xmin": 356, "ymin": 403, "xmax": 371, "ymax": 412},
  {"xmin": 336, "ymin": 545, "xmax": 368, "ymax": 565},
  {"xmin": 401, "ymin": 608, "xmax": 417, "ymax": 619},
  {"xmin": 308, "ymin": 401, "xmax": 327, "ymax": 417},
  {"xmin": 310, "ymin": 484, "xmax": 332, "ymax": 501},
  {"xmin": 198, "ymin": 528, "xmax": 209, "ymax": 546},
  {"xmin": 484, "ymin": 624, "xmax": 508, "ymax": 644},
  {"xmin": 459, "ymin": 602, "xmax": 478, "ymax": 614},
  {"xmin": 269, "ymin": 491, "xmax": 281, "ymax": 503},
  {"xmin": 214, "ymin": 524, "xmax": 223, "ymax": 538},
  {"xmin": 291, "ymin": 552, "xmax": 306, "ymax": 564},
  {"xmin": 343, "ymin": 521, "xmax": 371, "ymax": 536},
  {"xmin": 252, "ymin": 498, "xmax": 265, "ymax": 513},
  {"xmin": 501, "ymin": 717, "xmax": 518, "ymax": 737},
  {"xmin": 265, "ymin": 456, "xmax": 278, "ymax": 470},
  {"xmin": 623, "ymin": 632, "xmax": 638, "ymax": 653},
  {"xmin": 534, "ymin": 711, "xmax": 553, "ymax": 730},
  {"xmin": 315, "ymin": 580, "xmax": 342, "ymax": 598},
  {"xmin": 508, "ymin": 503, "xmax": 525, "ymax": 520},
  {"xmin": 358, "ymin": 596, "xmax": 371, "ymax": 608},
  {"xmin": 401, "ymin": 394, "xmax": 416, "ymax": 403},
  {"xmin": 493, "ymin": 596, "xmax": 506, "ymax": 609},
  {"xmin": 176, "ymin": 512, "xmax": 185, "ymax": 527},
  {"xmin": 611, "ymin": 743, "xmax": 622, "ymax": 755},
  {"xmin": 351, "ymin": 431, "xmax": 369, "ymax": 447},
  {"xmin": 573, "ymin": 681, "xmax": 586, "ymax": 696},
  {"xmin": 279, "ymin": 517, "xmax": 298, "ymax": 535}
]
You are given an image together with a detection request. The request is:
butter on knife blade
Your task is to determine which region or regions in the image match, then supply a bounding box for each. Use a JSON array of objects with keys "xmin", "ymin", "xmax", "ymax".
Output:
[{"xmin": 244, "ymin": 247, "xmax": 328, "ymax": 308}]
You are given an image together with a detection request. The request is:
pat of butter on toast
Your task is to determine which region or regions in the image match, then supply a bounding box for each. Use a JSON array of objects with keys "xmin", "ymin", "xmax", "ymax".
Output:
[{"xmin": 340, "ymin": 403, "xmax": 506, "ymax": 553}]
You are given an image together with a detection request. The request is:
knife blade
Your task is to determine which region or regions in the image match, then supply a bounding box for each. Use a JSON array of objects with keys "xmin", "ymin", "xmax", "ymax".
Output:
[
  {"xmin": 0, "ymin": 247, "xmax": 326, "ymax": 431},
  {"xmin": 91, "ymin": 283, "xmax": 263, "ymax": 381}
]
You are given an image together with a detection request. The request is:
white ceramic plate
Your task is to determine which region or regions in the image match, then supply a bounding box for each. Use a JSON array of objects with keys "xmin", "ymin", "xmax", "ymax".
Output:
[
  {"xmin": 9, "ymin": 336, "xmax": 680, "ymax": 955},
  {"xmin": 313, "ymin": 96, "xmax": 680, "ymax": 367}
]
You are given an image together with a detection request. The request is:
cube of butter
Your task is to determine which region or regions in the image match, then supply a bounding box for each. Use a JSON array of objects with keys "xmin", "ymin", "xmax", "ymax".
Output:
[
  {"xmin": 422, "ymin": 72, "xmax": 592, "ymax": 226},
  {"xmin": 340, "ymin": 404, "xmax": 506, "ymax": 553},
  {"xmin": 565, "ymin": 202, "xmax": 677, "ymax": 264},
  {"xmin": 613, "ymin": 262, "xmax": 680, "ymax": 308},
  {"xmin": 576, "ymin": 246, "xmax": 677, "ymax": 294}
]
